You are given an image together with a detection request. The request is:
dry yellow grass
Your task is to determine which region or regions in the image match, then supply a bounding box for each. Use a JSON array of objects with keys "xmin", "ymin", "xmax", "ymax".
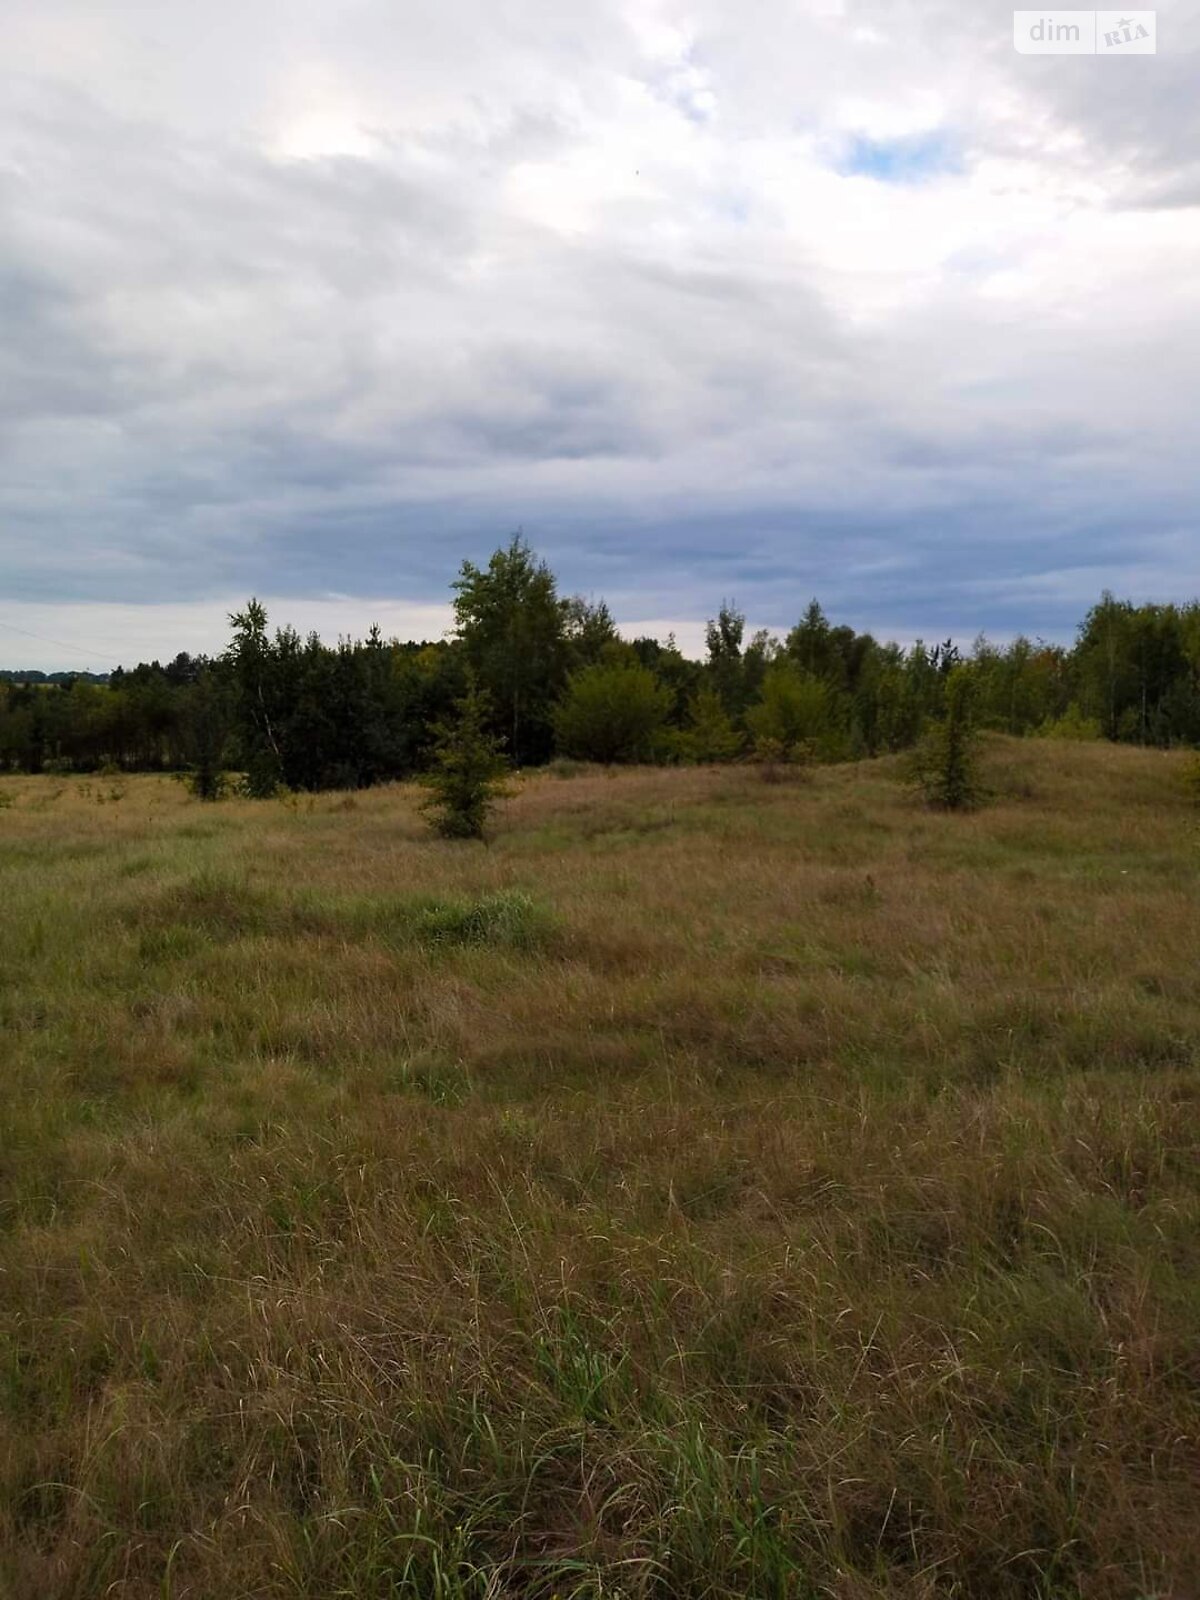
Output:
[{"xmin": 0, "ymin": 741, "xmax": 1197, "ymax": 1597}]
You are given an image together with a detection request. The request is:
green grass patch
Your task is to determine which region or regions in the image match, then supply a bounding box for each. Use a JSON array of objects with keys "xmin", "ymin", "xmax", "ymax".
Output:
[{"xmin": 376, "ymin": 889, "xmax": 556, "ymax": 951}]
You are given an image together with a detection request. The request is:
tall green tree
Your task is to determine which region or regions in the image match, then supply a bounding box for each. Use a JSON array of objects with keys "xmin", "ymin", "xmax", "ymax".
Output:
[
  {"xmin": 1074, "ymin": 593, "xmax": 1136, "ymax": 741},
  {"xmin": 705, "ymin": 603, "xmax": 750, "ymax": 716},
  {"xmin": 563, "ymin": 596, "xmax": 619, "ymax": 672},
  {"xmin": 226, "ymin": 599, "xmax": 285, "ymax": 796}
]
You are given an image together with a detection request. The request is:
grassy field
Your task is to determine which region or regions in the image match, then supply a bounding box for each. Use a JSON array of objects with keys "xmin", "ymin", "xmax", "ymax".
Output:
[{"xmin": 1, "ymin": 740, "xmax": 1197, "ymax": 1599}]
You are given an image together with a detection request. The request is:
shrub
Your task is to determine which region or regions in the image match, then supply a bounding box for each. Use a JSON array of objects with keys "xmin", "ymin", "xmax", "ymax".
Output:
[
  {"xmin": 553, "ymin": 661, "xmax": 671, "ymax": 764},
  {"xmin": 909, "ymin": 666, "xmax": 980, "ymax": 810},
  {"xmin": 746, "ymin": 664, "xmax": 838, "ymax": 758},
  {"xmin": 239, "ymin": 750, "xmax": 283, "ymax": 800},
  {"xmin": 420, "ymin": 679, "xmax": 509, "ymax": 840},
  {"xmin": 1037, "ymin": 703, "xmax": 1102, "ymax": 741},
  {"xmin": 546, "ymin": 757, "xmax": 590, "ymax": 779},
  {"xmin": 676, "ymin": 687, "xmax": 744, "ymax": 764},
  {"xmin": 189, "ymin": 763, "xmax": 227, "ymax": 802},
  {"xmin": 752, "ymin": 735, "xmax": 816, "ymax": 783}
]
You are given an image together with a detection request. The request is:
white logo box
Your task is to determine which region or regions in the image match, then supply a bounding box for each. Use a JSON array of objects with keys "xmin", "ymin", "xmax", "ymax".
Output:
[{"xmin": 1013, "ymin": 11, "xmax": 1156, "ymax": 53}]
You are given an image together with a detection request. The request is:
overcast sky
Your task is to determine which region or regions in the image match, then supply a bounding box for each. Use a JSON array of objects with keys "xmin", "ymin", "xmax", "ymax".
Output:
[{"xmin": 1, "ymin": 0, "xmax": 1197, "ymax": 669}]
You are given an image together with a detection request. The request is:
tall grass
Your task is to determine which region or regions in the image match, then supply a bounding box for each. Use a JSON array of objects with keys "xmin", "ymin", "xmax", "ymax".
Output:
[{"xmin": 0, "ymin": 740, "xmax": 1197, "ymax": 1596}]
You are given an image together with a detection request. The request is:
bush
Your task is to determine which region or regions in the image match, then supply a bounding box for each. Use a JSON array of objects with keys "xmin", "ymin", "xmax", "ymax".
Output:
[
  {"xmin": 909, "ymin": 667, "xmax": 980, "ymax": 810},
  {"xmin": 189, "ymin": 764, "xmax": 227, "ymax": 802},
  {"xmin": 751, "ymin": 735, "xmax": 816, "ymax": 783},
  {"xmin": 239, "ymin": 750, "xmax": 282, "ymax": 800},
  {"xmin": 1037, "ymin": 703, "xmax": 1102, "ymax": 741},
  {"xmin": 675, "ymin": 688, "xmax": 744, "ymax": 764},
  {"xmin": 553, "ymin": 661, "xmax": 671, "ymax": 764},
  {"xmin": 746, "ymin": 664, "xmax": 839, "ymax": 758},
  {"xmin": 420, "ymin": 679, "xmax": 509, "ymax": 840}
]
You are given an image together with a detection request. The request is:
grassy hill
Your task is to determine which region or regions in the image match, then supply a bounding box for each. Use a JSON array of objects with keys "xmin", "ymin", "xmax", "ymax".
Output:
[{"xmin": 1, "ymin": 741, "xmax": 1197, "ymax": 1597}]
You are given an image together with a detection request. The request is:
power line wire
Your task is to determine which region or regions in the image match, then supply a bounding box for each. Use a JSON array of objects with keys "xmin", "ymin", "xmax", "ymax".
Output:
[{"xmin": 0, "ymin": 618, "xmax": 123, "ymax": 669}]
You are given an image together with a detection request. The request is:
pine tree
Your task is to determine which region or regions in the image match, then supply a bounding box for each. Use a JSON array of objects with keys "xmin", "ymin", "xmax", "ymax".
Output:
[
  {"xmin": 910, "ymin": 666, "xmax": 980, "ymax": 809},
  {"xmin": 683, "ymin": 686, "xmax": 744, "ymax": 762},
  {"xmin": 185, "ymin": 670, "xmax": 229, "ymax": 801},
  {"xmin": 420, "ymin": 679, "xmax": 509, "ymax": 839}
]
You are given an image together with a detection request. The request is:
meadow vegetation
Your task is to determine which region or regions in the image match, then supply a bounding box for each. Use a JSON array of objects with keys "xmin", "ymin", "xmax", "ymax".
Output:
[{"xmin": 1, "ymin": 739, "xmax": 1198, "ymax": 1597}]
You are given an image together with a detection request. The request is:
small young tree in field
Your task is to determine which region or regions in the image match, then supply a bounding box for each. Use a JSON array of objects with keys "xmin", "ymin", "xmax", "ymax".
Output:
[
  {"xmin": 421, "ymin": 679, "xmax": 509, "ymax": 840},
  {"xmin": 680, "ymin": 686, "xmax": 744, "ymax": 763},
  {"xmin": 185, "ymin": 670, "xmax": 230, "ymax": 801},
  {"xmin": 910, "ymin": 665, "xmax": 980, "ymax": 810}
]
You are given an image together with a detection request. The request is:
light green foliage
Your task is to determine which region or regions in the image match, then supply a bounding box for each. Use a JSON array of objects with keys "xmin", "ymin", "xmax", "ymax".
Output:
[
  {"xmin": 1037, "ymin": 702, "xmax": 1103, "ymax": 741},
  {"xmin": 553, "ymin": 655, "xmax": 672, "ymax": 763},
  {"xmin": 676, "ymin": 686, "xmax": 744, "ymax": 763},
  {"xmin": 746, "ymin": 662, "xmax": 839, "ymax": 759},
  {"xmin": 396, "ymin": 889, "xmax": 552, "ymax": 950},
  {"xmin": 971, "ymin": 633, "xmax": 1069, "ymax": 735}
]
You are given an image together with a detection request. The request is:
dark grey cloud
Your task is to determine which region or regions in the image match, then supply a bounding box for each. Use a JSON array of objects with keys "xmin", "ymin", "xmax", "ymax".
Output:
[{"xmin": 0, "ymin": 0, "xmax": 1197, "ymax": 661}]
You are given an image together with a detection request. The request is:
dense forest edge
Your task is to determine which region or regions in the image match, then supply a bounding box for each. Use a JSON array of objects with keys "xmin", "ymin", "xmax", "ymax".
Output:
[{"xmin": 3, "ymin": 535, "xmax": 1199, "ymax": 790}]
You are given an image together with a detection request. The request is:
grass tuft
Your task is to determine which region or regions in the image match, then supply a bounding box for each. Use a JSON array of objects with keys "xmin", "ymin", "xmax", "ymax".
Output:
[{"xmin": 386, "ymin": 889, "xmax": 555, "ymax": 951}]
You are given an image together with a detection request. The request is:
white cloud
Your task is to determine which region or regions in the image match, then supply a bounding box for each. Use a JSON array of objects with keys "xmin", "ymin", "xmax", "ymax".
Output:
[{"xmin": 0, "ymin": 0, "xmax": 1197, "ymax": 657}]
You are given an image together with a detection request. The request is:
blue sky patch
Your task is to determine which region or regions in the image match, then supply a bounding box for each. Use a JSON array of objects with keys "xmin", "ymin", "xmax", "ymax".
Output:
[{"xmin": 834, "ymin": 129, "xmax": 963, "ymax": 184}]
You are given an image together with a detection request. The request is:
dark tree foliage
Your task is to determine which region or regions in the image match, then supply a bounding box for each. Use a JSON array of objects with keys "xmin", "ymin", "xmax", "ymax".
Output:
[
  {"xmin": 910, "ymin": 667, "xmax": 981, "ymax": 810},
  {"xmin": 226, "ymin": 601, "xmax": 284, "ymax": 796},
  {"xmin": 183, "ymin": 666, "xmax": 229, "ymax": 800},
  {"xmin": 452, "ymin": 534, "xmax": 569, "ymax": 766},
  {"xmin": 420, "ymin": 678, "xmax": 509, "ymax": 840},
  {"xmin": 563, "ymin": 596, "xmax": 619, "ymax": 672},
  {"xmin": 629, "ymin": 634, "xmax": 701, "ymax": 725},
  {"xmin": 1, "ymin": 546, "xmax": 1198, "ymax": 785},
  {"xmin": 705, "ymin": 603, "xmax": 753, "ymax": 718}
]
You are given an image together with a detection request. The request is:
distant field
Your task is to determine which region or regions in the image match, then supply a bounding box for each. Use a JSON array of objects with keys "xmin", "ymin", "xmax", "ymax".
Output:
[{"xmin": 1, "ymin": 742, "xmax": 1197, "ymax": 1598}]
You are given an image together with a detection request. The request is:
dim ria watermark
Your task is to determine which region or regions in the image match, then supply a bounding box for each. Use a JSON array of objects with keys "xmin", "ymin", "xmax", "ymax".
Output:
[{"xmin": 1014, "ymin": 11, "xmax": 1156, "ymax": 52}]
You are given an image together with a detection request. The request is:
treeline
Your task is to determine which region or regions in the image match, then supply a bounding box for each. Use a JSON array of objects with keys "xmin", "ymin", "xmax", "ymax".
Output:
[
  {"xmin": 2, "ymin": 539, "xmax": 1198, "ymax": 786},
  {"xmin": 0, "ymin": 669, "xmax": 108, "ymax": 686}
]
